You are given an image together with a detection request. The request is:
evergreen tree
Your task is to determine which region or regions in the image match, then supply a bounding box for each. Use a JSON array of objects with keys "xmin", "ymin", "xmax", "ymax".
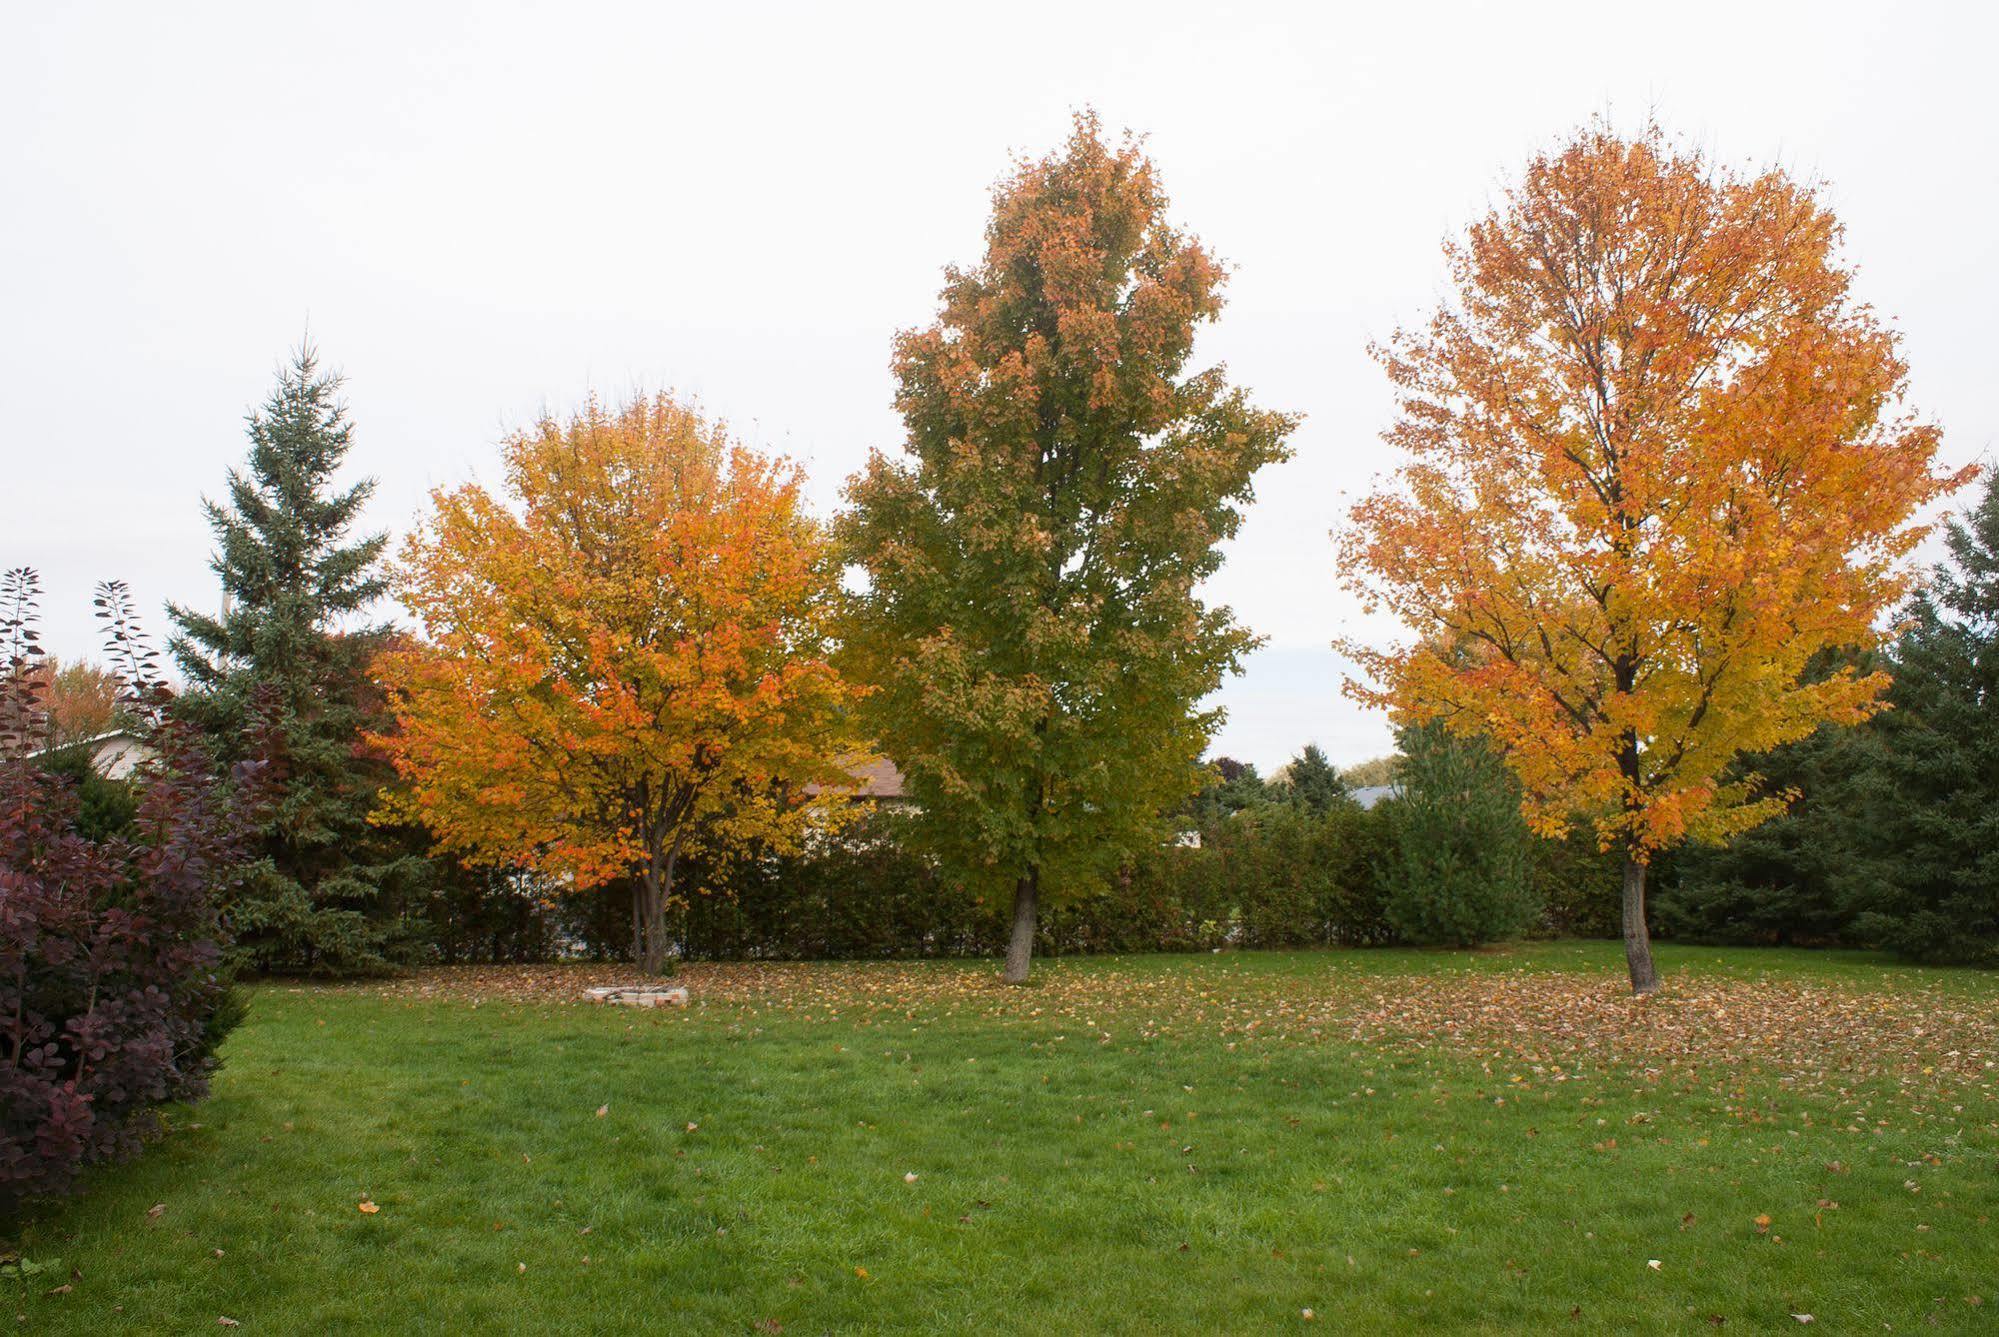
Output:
[
  {"xmin": 1841, "ymin": 473, "xmax": 1999, "ymax": 964},
  {"xmin": 1282, "ymin": 744, "xmax": 1347, "ymax": 816},
  {"xmin": 1187, "ymin": 757, "xmax": 1269, "ymax": 826},
  {"xmin": 169, "ymin": 344, "xmax": 401, "ymax": 972},
  {"xmin": 1382, "ymin": 721, "xmax": 1538, "ymax": 947}
]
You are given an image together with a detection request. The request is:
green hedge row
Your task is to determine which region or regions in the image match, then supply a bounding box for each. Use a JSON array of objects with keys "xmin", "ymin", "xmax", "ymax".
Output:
[{"xmin": 627, "ymin": 802, "xmax": 1614, "ymax": 963}]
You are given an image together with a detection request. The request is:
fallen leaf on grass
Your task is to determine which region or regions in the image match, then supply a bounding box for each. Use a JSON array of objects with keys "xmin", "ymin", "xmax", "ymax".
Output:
[{"xmin": 358, "ymin": 1200, "xmax": 380, "ymax": 1214}]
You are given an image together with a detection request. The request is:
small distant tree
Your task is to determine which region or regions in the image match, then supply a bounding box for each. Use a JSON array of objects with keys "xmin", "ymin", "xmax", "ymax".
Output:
[
  {"xmin": 42, "ymin": 659, "xmax": 127, "ymax": 748},
  {"xmin": 374, "ymin": 394, "xmax": 868, "ymax": 975},
  {"xmin": 1340, "ymin": 754, "xmax": 1401, "ymax": 789},
  {"xmin": 1382, "ymin": 721, "xmax": 1537, "ymax": 946},
  {"xmin": 1282, "ymin": 744, "xmax": 1348, "ymax": 815},
  {"xmin": 1341, "ymin": 121, "xmax": 1971, "ymax": 991},
  {"xmin": 841, "ymin": 113, "xmax": 1294, "ymax": 982},
  {"xmin": 1188, "ymin": 757, "xmax": 1270, "ymax": 825},
  {"xmin": 0, "ymin": 651, "xmax": 126, "ymax": 755}
]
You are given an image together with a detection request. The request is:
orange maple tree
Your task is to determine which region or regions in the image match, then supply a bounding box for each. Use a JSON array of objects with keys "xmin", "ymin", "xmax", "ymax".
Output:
[
  {"xmin": 372, "ymin": 394, "xmax": 867, "ymax": 973},
  {"xmin": 41, "ymin": 658, "xmax": 127, "ymax": 747},
  {"xmin": 1340, "ymin": 122, "xmax": 1973, "ymax": 992}
]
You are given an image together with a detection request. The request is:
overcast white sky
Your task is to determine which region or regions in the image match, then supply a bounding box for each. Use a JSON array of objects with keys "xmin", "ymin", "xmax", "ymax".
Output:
[{"xmin": 5, "ymin": 2, "xmax": 1993, "ymax": 770}]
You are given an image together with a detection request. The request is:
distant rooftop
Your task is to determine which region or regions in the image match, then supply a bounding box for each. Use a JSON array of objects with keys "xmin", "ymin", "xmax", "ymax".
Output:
[{"xmin": 1348, "ymin": 783, "xmax": 1399, "ymax": 811}]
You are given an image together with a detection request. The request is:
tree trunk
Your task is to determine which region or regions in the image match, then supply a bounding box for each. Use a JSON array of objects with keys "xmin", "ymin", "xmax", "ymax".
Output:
[
  {"xmin": 637, "ymin": 868, "xmax": 670, "ymax": 977},
  {"xmin": 636, "ymin": 873, "xmax": 659, "ymax": 976},
  {"xmin": 648, "ymin": 847, "xmax": 678, "ymax": 977},
  {"xmin": 1621, "ymin": 854, "xmax": 1660, "ymax": 995},
  {"xmin": 1002, "ymin": 869, "xmax": 1038, "ymax": 984}
]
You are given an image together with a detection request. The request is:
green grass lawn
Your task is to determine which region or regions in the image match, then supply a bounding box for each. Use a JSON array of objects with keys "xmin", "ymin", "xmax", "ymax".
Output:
[{"xmin": 8, "ymin": 943, "xmax": 1997, "ymax": 1333}]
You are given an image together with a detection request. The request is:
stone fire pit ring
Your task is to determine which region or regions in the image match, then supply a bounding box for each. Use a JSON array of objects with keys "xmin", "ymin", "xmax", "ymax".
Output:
[{"xmin": 585, "ymin": 985, "xmax": 689, "ymax": 1008}]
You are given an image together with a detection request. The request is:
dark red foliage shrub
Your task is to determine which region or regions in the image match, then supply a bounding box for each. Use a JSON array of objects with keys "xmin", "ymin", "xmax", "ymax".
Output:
[{"xmin": 0, "ymin": 574, "xmax": 266, "ymax": 1207}]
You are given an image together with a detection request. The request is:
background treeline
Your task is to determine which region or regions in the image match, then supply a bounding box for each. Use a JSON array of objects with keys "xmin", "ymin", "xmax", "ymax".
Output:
[{"xmin": 320, "ymin": 745, "xmax": 1623, "ymax": 965}]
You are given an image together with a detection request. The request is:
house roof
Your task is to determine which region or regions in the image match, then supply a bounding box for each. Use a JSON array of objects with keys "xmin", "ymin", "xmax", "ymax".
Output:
[
  {"xmin": 24, "ymin": 729, "xmax": 158, "ymax": 781},
  {"xmin": 1348, "ymin": 783, "xmax": 1399, "ymax": 810},
  {"xmin": 24, "ymin": 728, "xmax": 146, "ymax": 760}
]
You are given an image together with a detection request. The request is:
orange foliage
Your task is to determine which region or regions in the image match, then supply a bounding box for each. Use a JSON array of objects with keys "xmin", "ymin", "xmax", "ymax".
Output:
[
  {"xmin": 1341, "ymin": 122, "xmax": 1972, "ymax": 861},
  {"xmin": 372, "ymin": 394, "xmax": 867, "ymax": 971},
  {"xmin": 42, "ymin": 659, "xmax": 125, "ymax": 747}
]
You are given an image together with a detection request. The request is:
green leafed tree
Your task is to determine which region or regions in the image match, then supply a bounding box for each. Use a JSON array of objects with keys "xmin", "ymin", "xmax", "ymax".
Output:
[
  {"xmin": 1383, "ymin": 720, "xmax": 1539, "ymax": 947},
  {"xmin": 169, "ymin": 343, "xmax": 407, "ymax": 973},
  {"xmin": 839, "ymin": 113, "xmax": 1294, "ymax": 982}
]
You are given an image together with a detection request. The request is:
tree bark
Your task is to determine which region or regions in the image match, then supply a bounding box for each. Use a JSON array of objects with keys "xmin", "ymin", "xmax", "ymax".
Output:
[
  {"xmin": 633, "ymin": 853, "xmax": 682, "ymax": 977},
  {"xmin": 1002, "ymin": 869, "xmax": 1038, "ymax": 984},
  {"xmin": 1621, "ymin": 854, "xmax": 1660, "ymax": 995},
  {"xmin": 636, "ymin": 870, "xmax": 664, "ymax": 976},
  {"xmin": 648, "ymin": 846, "xmax": 678, "ymax": 977}
]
